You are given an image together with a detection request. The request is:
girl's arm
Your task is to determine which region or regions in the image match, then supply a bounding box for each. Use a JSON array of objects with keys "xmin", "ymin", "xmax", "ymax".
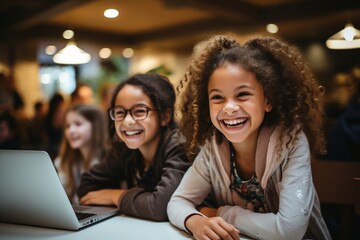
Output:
[
  {"xmin": 119, "ymin": 132, "xmax": 192, "ymax": 221},
  {"xmin": 79, "ymin": 188, "xmax": 127, "ymax": 207},
  {"xmin": 167, "ymin": 147, "xmax": 213, "ymax": 230},
  {"xmin": 167, "ymin": 147, "xmax": 239, "ymax": 240},
  {"xmin": 77, "ymin": 156, "xmax": 121, "ymax": 200}
]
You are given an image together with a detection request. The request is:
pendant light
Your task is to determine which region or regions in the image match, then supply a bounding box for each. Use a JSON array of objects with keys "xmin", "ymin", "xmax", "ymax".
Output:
[
  {"xmin": 53, "ymin": 30, "xmax": 91, "ymax": 64},
  {"xmin": 326, "ymin": 23, "xmax": 360, "ymax": 50}
]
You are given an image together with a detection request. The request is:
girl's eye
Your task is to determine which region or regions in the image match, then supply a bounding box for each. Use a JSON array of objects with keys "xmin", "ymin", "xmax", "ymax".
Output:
[
  {"xmin": 237, "ymin": 92, "xmax": 251, "ymax": 98},
  {"xmin": 133, "ymin": 108, "xmax": 147, "ymax": 114},
  {"xmin": 210, "ymin": 95, "xmax": 223, "ymax": 100},
  {"xmin": 115, "ymin": 109, "xmax": 125, "ymax": 117}
]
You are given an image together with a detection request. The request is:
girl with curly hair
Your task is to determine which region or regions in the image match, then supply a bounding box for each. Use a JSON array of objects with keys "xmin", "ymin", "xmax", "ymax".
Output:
[{"xmin": 167, "ymin": 35, "xmax": 330, "ymax": 239}]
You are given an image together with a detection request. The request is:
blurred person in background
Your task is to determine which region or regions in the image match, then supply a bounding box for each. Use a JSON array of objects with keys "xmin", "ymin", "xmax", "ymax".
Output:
[
  {"xmin": 71, "ymin": 83, "xmax": 95, "ymax": 105},
  {"xmin": 322, "ymin": 72, "xmax": 360, "ymax": 161},
  {"xmin": 0, "ymin": 72, "xmax": 31, "ymax": 147},
  {"xmin": 45, "ymin": 93, "xmax": 67, "ymax": 160},
  {"xmin": 0, "ymin": 111, "xmax": 21, "ymax": 149},
  {"xmin": 28, "ymin": 100, "xmax": 48, "ymax": 149},
  {"xmin": 0, "ymin": 72, "xmax": 23, "ymax": 113},
  {"xmin": 99, "ymin": 82, "xmax": 116, "ymax": 112},
  {"xmin": 54, "ymin": 104, "xmax": 108, "ymax": 203}
]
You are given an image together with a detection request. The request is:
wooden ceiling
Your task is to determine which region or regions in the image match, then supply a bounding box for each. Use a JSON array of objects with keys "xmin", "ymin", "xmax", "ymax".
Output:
[{"xmin": 1, "ymin": 0, "xmax": 360, "ymax": 52}]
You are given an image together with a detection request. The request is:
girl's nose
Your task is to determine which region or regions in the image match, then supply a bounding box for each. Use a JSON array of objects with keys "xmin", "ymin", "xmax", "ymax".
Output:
[
  {"xmin": 122, "ymin": 112, "xmax": 136, "ymax": 125},
  {"xmin": 223, "ymin": 101, "xmax": 240, "ymax": 115},
  {"xmin": 68, "ymin": 125, "xmax": 75, "ymax": 131},
  {"xmin": 67, "ymin": 125, "xmax": 76, "ymax": 134}
]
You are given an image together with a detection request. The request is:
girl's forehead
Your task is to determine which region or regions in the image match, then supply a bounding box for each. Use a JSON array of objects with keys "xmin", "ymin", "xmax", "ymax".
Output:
[
  {"xmin": 66, "ymin": 111, "xmax": 87, "ymax": 121},
  {"xmin": 115, "ymin": 84, "xmax": 153, "ymax": 107},
  {"xmin": 67, "ymin": 110, "xmax": 80, "ymax": 117},
  {"xmin": 209, "ymin": 64, "xmax": 258, "ymax": 88}
]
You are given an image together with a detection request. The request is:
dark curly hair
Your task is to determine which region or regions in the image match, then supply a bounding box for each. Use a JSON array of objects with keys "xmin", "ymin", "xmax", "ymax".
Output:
[{"xmin": 177, "ymin": 35, "xmax": 326, "ymax": 161}]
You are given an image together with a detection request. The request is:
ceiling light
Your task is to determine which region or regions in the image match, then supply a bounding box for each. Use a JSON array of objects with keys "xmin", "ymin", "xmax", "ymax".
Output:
[
  {"xmin": 104, "ymin": 9, "xmax": 119, "ymax": 18},
  {"xmin": 53, "ymin": 40, "xmax": 91, "ymax": 65},
  {"xmin": 326, "ymin": 23, "xmax": 360, "ymax": 50},
  {"xmin": 122, "ymin": 48, "xmax": 134, "ymax": 58},
  {"xmin": 99, "ymin": 48, "xmax": 112, "ymax": 59},
  {"xmin": 63, "ymin": 30, "xmax": 74, "ymax": 39},
  {"xmin": 45, "ymin": 45, "xmax": 57, "ymax": 55},
  {"xmin": 266, "ymin": 23, "xmax": 278, "ymax": 34}
]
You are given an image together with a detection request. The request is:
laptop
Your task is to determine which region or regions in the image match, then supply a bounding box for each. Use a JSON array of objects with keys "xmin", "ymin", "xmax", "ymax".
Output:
[{"xmin": 0, "ymin": 149, "xmax": 118, "ymax": 230}]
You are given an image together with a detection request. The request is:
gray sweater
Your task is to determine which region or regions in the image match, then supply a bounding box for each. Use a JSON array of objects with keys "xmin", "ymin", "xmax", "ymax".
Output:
[{"xmin": 167, "ymin": 126, "xmax": 331, "ymax": 239}]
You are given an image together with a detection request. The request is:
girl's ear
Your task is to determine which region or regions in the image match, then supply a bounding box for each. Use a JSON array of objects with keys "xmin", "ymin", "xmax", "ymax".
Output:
[
  {"xmin": 160, "ymin": 108, "xmax": 172, "ymax": 127},
  {"xmin": 265, "ymin": 98, "xmax": 273, "ymax": 112}
]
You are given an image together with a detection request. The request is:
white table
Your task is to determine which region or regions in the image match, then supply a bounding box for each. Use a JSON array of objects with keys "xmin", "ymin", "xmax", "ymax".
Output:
[
  {"xmin": 0, "ymin": 215, "xmax": 191, "ymax": 240},
  {"xmin": 0, "ymin": 215, "xmax": 252, "ymax": 240}
]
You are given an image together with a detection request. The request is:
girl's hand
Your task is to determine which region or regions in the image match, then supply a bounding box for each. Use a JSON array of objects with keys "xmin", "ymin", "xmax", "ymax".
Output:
[
  {"xmin": 186, "ymin": 214, "xmax": 240, "ymax": 240},
  {"xmin": 79, "ymin": 189, "xmax": 127, "ymax": 208}
]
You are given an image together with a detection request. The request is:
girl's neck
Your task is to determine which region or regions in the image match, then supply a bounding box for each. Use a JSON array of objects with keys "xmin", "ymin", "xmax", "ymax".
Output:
[
  {"xmin": 231, "ymin": 130, "xmax": 259, "ymax": 179},
  {"xmin": 231, "ymin": 144, "xmax": 255, "ymax": 180},
  {"xmin": 139, "ymin": 134, "xmax": 161, "ymax": 168},
  {"xmin": 79, "ymin": 145, "xmax": 91, "ymax": 162}
]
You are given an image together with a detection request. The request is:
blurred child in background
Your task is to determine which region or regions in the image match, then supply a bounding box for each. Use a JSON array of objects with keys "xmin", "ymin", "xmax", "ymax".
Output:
[{"xmin": 54, "ymin": 104, "xmax": 108, "ymax": 203}]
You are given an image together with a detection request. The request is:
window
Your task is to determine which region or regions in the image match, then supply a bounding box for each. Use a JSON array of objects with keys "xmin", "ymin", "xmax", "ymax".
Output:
[{"xmin": 39, "ymin": 65, "xmax": 76, "ymax": 100}]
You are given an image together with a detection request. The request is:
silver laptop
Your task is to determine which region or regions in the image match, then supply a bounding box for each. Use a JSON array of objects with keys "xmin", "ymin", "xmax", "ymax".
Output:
[{"xmin": 0, "ymin": 149, "xmax": 118, "ymax": 230}]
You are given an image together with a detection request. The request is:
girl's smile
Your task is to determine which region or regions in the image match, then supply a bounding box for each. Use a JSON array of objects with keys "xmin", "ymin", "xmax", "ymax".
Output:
[
  {"xmin": 114, "ymin": 84, "xmax": 161, "ymax": 157},
  {"xmin": 221, "ymin": 117, "xmax": 247, "ymax": 128},
  {"xmin": 122, "ymin": 129, "xmax": 143, "ymax": 136},
  {"xmin": 208, "ymin": 64, "xmax": 272, "ymax": 145},
  {"xmin": 65, "ymin": 111, "xmax": 92, "ymax": 152}
]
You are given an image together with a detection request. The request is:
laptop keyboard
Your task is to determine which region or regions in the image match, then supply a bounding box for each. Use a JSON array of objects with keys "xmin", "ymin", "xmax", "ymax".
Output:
[{"xmin": 75, "ymin": 212, "xmax": 96, "ymax": 221}]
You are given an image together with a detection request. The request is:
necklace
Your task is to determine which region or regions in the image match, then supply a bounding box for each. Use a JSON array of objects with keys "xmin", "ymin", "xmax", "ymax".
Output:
[
  {"xmin": 229, "ymin": 144, "xmax": 269, "ymax": 212},
  {"xmin": 229, "ymin": 144, "xmax": 255, "ymax": 188}
]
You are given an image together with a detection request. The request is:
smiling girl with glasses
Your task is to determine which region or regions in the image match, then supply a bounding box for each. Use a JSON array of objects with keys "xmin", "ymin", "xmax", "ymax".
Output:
[{"xmin": 77, "ymin": 73, "xmax": 191, "ymax": 221}]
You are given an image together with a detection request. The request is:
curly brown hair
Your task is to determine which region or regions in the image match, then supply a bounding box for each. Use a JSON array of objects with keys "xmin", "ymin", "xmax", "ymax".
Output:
[{"xmin": 177, "ymin": 35, "xmax": 326, "ymax": 161}]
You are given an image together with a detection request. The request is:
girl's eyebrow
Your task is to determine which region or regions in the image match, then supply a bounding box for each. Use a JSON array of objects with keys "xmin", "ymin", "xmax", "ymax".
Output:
[
  {"xmin": 235, "ymin": 85, "xmax": 255, "ymax": 91},
  {"xmin": 114, "ymin": 103, "xmax": 150, "ymax": 108},
  {"xmin": 208, "ymin": 84, "xmax": 255, "ymax": 94},
  {"xmin": 208, "ymin": 88, "xmax": 221, "ymax": 95}
]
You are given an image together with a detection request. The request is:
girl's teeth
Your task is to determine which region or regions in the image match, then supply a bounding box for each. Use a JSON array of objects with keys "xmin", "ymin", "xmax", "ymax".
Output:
[
  {"xmin": 125, "ymin": 130, "xmax": 141, "ymax": 136},
  {"xmin": 223, "ymin": 119, "xmax": 245, "ymax": 126}
]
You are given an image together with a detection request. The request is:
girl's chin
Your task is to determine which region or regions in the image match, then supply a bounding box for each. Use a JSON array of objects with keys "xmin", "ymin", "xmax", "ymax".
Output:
[
  {"xmin": 218, "ymin": 127, "xmax": 248, "ymax": 143},
  {"xmin": 69, "ymin": 143, "xmax": 81, "ymax": 149},
  {"xmin": 225, "ymin": 136, "xmax": 246, "ymax": 144},
  {"xmin": 218, "ymin": 126, "xmax": 243, "ymax": 137},
  {"xmin": 121, "ymin": 138, "xmax": 142, "ymax": 149},
  {"xmin": 123, "ymin": 143, "xmax": 141, "ymax": 150}
]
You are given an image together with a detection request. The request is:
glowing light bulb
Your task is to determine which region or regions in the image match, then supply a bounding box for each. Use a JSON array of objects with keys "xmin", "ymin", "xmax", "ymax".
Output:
[{"xmin": 343, "ymin": 24, "xmax": 355, "ymax": 41}]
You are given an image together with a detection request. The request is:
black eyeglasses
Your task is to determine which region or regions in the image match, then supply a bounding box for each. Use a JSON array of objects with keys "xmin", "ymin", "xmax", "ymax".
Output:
[{"xmin": 109, "ymin": 105, "xmax": 153, "ymax": 121}]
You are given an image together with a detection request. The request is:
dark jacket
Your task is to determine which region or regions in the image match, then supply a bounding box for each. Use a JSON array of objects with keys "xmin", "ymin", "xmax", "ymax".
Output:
[
  {"xmin": 325, "ymin": 101, "xmax": 360, "ymax": 161},
  {"xmin": 78, "ymin": 129, "xmax": 191, "ymax": 221}
]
